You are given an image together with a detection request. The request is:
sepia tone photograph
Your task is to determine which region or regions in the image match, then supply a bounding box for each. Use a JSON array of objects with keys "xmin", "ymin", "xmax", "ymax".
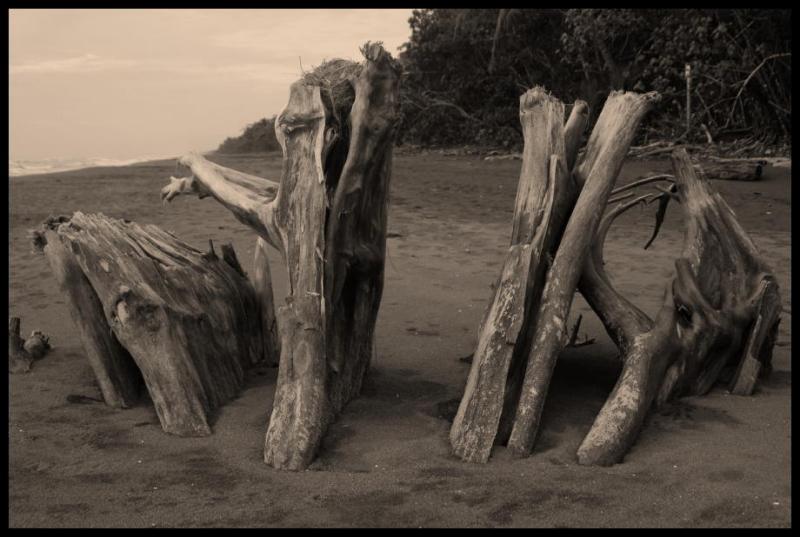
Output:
[{"xmin": 8, "ymin": 7, "xmax": 791, "ymax": 528}]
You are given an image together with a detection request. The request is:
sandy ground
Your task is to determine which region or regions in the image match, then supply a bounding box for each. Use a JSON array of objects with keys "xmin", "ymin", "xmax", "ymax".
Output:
[{"xmin": 8, "ymin": 152, "xmax": 791, "ymax": 527}]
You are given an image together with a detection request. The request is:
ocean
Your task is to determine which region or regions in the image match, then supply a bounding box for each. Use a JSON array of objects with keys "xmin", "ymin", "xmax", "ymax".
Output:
[{"xmin": 8, "ymin": 155, "xmax": 177, "ymax": 177}]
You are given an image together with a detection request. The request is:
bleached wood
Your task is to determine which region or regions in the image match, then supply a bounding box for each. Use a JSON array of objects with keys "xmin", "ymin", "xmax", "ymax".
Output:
[
  {"xmin": 264, "ymin": 42, "xmax": 400, "ymax": 470},
  {"xmin": 449, "ymin": 88, "xmax": 567, "ymax": 464},
  {"xmin": 33, "ymin": 221, "xmax": 142, "ymax": 406},
  {"xmin": 253, "ymin": 237, "xmax": 280, "ymax": 366},
  {"xmin": 507, "ymin": 91, "xmax": 660, "ymax": 457},
  {"xmin": 575, "ymin": 148, "xmax": 781, "ymax": 466},
  {"xmin": 39, "ymin": 212, "xmax": 263, "ymax": 436}
]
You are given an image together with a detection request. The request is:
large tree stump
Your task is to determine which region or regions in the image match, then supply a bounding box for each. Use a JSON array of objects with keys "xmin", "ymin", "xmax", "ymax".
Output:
[
  {"xmin": 161, "ymin": 43, "xmax": 400, "ymax": 469},
  {"xmin": 34, "ymin": 212, "xmax": 264, "ymax": 435}
]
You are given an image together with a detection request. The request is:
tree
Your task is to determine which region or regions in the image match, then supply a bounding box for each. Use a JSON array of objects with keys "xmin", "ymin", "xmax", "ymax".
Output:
[
  {"xmin": 397, "ymin": 9, "xmax": 791, "ymax": 147},
  {"xmin": 216, "ymin": 117, "xmax": 282, "ymax": 154}
]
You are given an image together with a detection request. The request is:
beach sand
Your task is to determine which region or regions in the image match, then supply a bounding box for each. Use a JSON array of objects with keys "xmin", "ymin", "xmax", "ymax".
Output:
[{"xmin": 8, "ymin": 152, "xmax": 791, "ymax": 527}]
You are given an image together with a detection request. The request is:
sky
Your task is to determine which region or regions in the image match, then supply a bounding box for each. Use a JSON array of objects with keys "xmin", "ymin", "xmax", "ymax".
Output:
[{"xmin": 9, "ymin": 9, "xmax": 415, "ymax": 161}]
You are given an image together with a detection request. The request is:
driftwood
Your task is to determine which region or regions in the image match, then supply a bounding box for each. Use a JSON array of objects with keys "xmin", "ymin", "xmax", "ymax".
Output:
[
  {"xmin": 253, "ymin": 237, "xmax": 280, "ymax": 367},
  {"xmin": 23, "ymin": 330, "xmax": 50, "ymax": 359},
  {"xmin": 33, "ymin": 216, "xmax": 142, "ymax": 407},
  {"xmin": 451, "ymin": 89, "xmax": 658, "ymax": 462},
  {"xmin": 161, "ymin": 42, "xmax": 400, "ymax": 470},
  {"xmin": 9, "ymin": 318, "xmax": 33, "ymax": 373},
  {"xmin": 576, "ymin": 149, "xmax": 781, "ymax": 465},
  {"xmin": 507, "ymin": 91, "xmax": 660, "ymax": 457},
  {"xmin": 9, "ymin": 316, "xmax": 50, "ymax": 374},
  {"xmin": 699, "ymin": 160, "xmax": 766, "ymax": 181},
  {"xmin": 34, "ymin": 212, "xmax": 264, "ymax": 435},
  {"xmin": 449, "ymin": 89, "xmax": 587, "ymax": 463},
  {"xmin": 451, "ymin": 86, "xmax": 780, "ymax": 466}
]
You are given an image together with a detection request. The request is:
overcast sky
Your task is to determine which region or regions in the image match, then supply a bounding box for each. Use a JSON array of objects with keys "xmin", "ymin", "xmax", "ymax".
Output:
[{"xmin": 9, "ymin": 9, "xmax": 415, "ymax": 161}]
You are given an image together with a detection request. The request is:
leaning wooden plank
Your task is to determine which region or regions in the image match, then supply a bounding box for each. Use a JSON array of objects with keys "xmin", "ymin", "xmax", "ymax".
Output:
[
  {"xmin": 449, "ymin": 87, "xmax": 567, "ymax": 464},
  {"xmin": 41, "ymin": 212, "xmax": 263, "ymax": 436}
]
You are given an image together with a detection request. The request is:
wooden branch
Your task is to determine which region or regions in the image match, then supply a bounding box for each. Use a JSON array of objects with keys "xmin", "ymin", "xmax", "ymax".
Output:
[
  {"xmin": 578, "ymin": 195, "xmax": 656, "ymax": 352},
  {"xmin": 576, "ymin": 288, "xmax": 678, "ymax": 466},
  {"xmin": 700, "ymin": 160, "xmax": 765, "ymax": 181},
  {"xmin": 262, "ymin": 81, "xmax": 330, "ymax": 470},
  {"xmin": 162, "ymin": 152, "xmax": 282, "ymax": 250},
  {"xmin": 507, "ymin": 90, "xmax": 660, "ymax": 457},
  {"xmin": 729, "ymin": 279, "xmax": 781, "ymax": 395},
  {"xmin": 324, "ymin": 42, "xmax": 400, "ymax": 410},
  {"xmin": 723, "ymin": 52, "xmax": 791, "ymax": 129},
  {"xmin": 610, "ymin": 174, "xmax": 674, "ymax": 197}
]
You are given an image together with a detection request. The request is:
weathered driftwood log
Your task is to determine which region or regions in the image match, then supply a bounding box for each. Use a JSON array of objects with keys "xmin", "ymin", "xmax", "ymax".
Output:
[
  {"xmin": 161, "ymin": 155, "xmax": 282, "ymax": 367},
  {"xmin": 34, "ymin": 212, "xmax": 263, "ymax": 435},
  {"xmin": 449, "ymin": 89, "xmax": 587, "ymax": 463},
  {"xmin": 161, "ymin": 42, "xmax": 400, "ymax": 470},
  {"xmin": 698, "ymin": 160, "xmax": 766, "ymax": 182},
  {"xmin": 574, "ymin": 148, "xmax": 781, "ymax": 466}
]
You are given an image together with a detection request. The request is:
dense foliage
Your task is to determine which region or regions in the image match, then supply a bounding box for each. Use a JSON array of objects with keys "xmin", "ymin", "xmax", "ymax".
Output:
[
  {"xmin": 218, "ymin": 9, "xmax": 790, "ymax": 153},
  {"xmin": 215, "ymin": 117, "xmax": 281, "ymax": 154},
  {"xmin": 397, "ymin": 9, "xmax": 791, "ymax": 148}
]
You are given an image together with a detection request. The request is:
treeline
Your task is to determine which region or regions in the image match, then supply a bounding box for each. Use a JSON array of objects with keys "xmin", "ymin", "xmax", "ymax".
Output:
[
  {"xmin": 397, "ymin": 8, "xmax": 791, "ymax": 148},
  {"xmin": 218, "ymin": 9, "xmax": 791, "ymax": 153},
  {"xmin": 216, "ymin": 117, "xmax": 281, "ymax": 154}
]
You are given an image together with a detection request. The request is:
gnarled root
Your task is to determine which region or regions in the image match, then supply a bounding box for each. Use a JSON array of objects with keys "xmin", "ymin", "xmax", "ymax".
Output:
[{"xmin": 576, "ymin": 148, "xmax": 781, "ymax": 466}]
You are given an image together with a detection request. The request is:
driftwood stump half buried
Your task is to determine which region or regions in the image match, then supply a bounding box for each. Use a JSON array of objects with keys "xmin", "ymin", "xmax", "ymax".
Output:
[
  {"xmin": 34, "ymin": 212, "xmax": 264, "ymax": 435},
  {"xmin": 161, "ymin": 42, "xmax": 401, "ymax": 470},
  {"xmin": 575, "ymin": 148, "xmax": 781, "ymax": 465}
]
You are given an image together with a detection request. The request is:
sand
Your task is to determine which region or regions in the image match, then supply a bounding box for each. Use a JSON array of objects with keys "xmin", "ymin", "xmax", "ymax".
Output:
[{"xmin": 8, "ymin": 152, "xmax": 791, "ymax": 527}]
